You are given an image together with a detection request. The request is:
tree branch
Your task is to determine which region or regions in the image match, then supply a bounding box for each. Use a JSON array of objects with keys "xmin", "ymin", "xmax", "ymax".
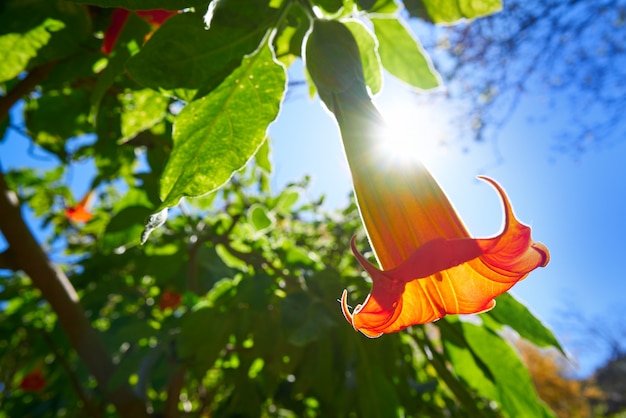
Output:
[
  {"xmin": 164, "ymin": 367, "xmax": 185, "ymax": 418},
  {"xmin": 0, "ymin": 61, "xmax": 57, "ymax": 124},
  {"xmin": 0, "ymin": 168, "xmax": 149, "ymax": 418},
  {"xmin": 0, "ymin": 248, "xmax": 19, "ymax": 270}
]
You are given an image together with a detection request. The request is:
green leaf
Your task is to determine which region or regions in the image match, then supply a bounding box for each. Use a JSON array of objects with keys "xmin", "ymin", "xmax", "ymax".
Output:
[
  {"xmin": 274, "ymin": 188, "xmax": 300, "ymax": 214},
  {"xmin": 119, "ymin": 89, "xmax": 169, "ymax": 143},
  {"xmin": 486, "ymin": 292, "xmax": 565, "ymax": 354},
  {"xmin": 356, "ymin": 0, "xmax": 377, "ymax": 10},
  {"xmin": 371, "ymin": 17, "xmax": 440, "ymax": 90},
  {"xmin": 281, "ymin": 292, "xmax": 336, "ymax": 346},
  {"xmin": 103, "ymin": 206, "xmax": 153, "ymax": 250},
  {"xmin": 356, "ymin": 363, "xmax": 400, "ymax": 418},
  {"xmin": 344, "ymin": 20, "xmax": 382, "ymax": 95},
  {"xmin": 440, "ymin": 319, "xmax": 498, "ymax": 401},
  {"xmin": 178, "ymin": 308, "xmax": 233, "ymax": 373},
  {"xmin": 24, "ymin": 89, "xmax": 93, "ymax": 160},
  {"xmin": 314, "ymin": 0, "xmax": 343, "ymax": 13},
  {"xmin": 93, "ymin": 95, "xmax": 137, "ymax": 182},
  {"xmin": 305, "ymin": 19, "xmax": 364, "ymax": 96},
  {"xmin": 461, "ymin": 321, "xmax": 555, "ymax": 418},
  {"xmin": 159, "ymin": 40, "xmax": 286, "ymax": 207},
  {"xmin": 0, "ymin": 17, "xmax": 63, "ymax": 83},
  {"xmin": 403, "ymin": 0, "xmax": 502, "ymax": 24},
  {"xmin": 248, "ymin": 203, "xmax": 274, "ymax": 234},
  {"xmin": 445, "ymin": 338, "xmax": 498, "ymax": 400},
  {"xmin": 358, "ymin": 0, "xmax": 398, "ymax": 13},
  {"xmin": 0, "ymin": 0, "xmax": 92, "ymax": 82},
  {"xmin": 254, "ymin": 137, "xmax": 272, "ymax": 174},
  {"xmin": 126, "ymin": 3, "xmax": 277, "ymax": 93}
]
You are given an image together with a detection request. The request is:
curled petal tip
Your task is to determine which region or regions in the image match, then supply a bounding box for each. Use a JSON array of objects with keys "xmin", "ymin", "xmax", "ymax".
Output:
[
  {"xmin": 340, "ymin": 289, "xmax": 356, "ymax": 329},
  {"xmin": 533, "ymin": 242, "xmax": 550, "ymax": 267},
  {"xmin": 350, "ymin": 235, "xmax": 384, "ymax": 278}
]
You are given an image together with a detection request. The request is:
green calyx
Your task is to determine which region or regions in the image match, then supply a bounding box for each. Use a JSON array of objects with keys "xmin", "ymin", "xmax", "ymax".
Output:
[{"xmin": 304, "ymin": 19, "xmax": 365, "ymax": 96}]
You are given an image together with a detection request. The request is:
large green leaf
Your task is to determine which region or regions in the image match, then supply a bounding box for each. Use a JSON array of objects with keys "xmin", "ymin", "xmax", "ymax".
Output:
[
  {"xmin": 461, "ymin": 321, "xmax": 556, "ymax": 418},
  {"xmin": 403, "ymin": 0, "xmax": 502, "ymax": 24},
  {"xmin": 371, "ymin": 17, "xmax": 440, "ymax": 90},
  {"xmin": 486, "ymin": 292, "xmax": 565, "ymax": 354},
  {"xmin": 126, "ymin": 2, "xmax": 277, "ymax": 93},
  {"xmin": 159, "ymin": 41, "xmax": 286, "ymax": 207},
  {"xmin": 440, "ymin": 321, "xmax": 498, "ymax": 402}
]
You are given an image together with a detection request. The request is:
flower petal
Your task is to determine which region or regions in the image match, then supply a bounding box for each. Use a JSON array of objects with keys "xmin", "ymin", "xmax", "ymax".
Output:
[
  {"xmin": 101, "ymin": 8, "xmax": 130, "ymax": 55},
  {"xmin": 65, "ymin": 190, "xmax": 95, "ymax": 223}
]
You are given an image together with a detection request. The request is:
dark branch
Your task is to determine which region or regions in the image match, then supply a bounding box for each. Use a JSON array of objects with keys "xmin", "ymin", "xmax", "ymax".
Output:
[{"xmin": 0, "ymin": 61, "xmax": 57, "ymax": 124}]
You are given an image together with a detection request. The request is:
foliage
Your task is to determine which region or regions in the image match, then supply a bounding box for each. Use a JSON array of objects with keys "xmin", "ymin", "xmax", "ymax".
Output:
[{"xmin": 0, "ymin": 0, "xmax": 563, "ymax": 417}]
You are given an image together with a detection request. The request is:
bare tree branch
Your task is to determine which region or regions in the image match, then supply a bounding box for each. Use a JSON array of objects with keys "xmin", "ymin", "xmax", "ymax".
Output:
[
  {"xmin": 413, "ymin": 0, "xmax": 626, "ymax": 156},
  {"xmin": 0, "ymin": 61, "xmax": 57, "ymax": 123}
]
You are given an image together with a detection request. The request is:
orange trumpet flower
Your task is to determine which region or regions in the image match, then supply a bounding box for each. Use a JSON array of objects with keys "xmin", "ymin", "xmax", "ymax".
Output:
[
  {"xmin": 65, "ymin": 190, "xmax": 95, "ymax": 223},
  {"xmin": 335, "ymin": 98, "xmax": 549, "ymax": 337},
  {"xmin": 305, "ymin": 19, "xmax": 549, "ymax": 337}
]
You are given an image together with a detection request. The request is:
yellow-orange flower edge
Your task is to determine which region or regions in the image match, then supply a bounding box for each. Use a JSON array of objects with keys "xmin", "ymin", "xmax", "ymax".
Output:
[{"xmin": 341, "ymin": 176, "xmax": 549, "ymax": 338}]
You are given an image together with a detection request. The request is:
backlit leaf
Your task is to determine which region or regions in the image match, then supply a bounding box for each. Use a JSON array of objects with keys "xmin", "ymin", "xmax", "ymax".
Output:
[
  {"xmin": 0, "ymin": 0, "xmax": 91, "ymax": 82},
  {"xmin": 403, "ymin": 0, "xmax": 502, "ymax": 24},
  {"xmin": 487, "ymin": 292, "xmax": 565, "ymax": 354},
  {"xmin": 440, "ymin": 319, "xmax": 498, "ymax": 401},
  {"xmin": 248, "ymin": 203, "xmax": 274, "ymax": 233},
  {"xmin": 461, "ymin": 321, "xmax": 555, "ymax": 417},
  {"xmin": 159, "ymin": 41, "xmax": 286, "ymax": 207},
  {"xmin": 0, "ymin": 18, "xmax": 63, "ymax": 83},
  {"xmin": 371, "ymin": 17, "xmax": 440, "ymax": 90},
  {"xmin": 119, "ymin": 89, "xmax": 169, "ymax": 143}
]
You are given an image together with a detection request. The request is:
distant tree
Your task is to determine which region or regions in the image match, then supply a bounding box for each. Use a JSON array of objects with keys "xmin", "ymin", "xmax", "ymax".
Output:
[
  {"xmin": 555, "ymin": 306, "xmax": 626, "ymax": 416},
  {"xmin": 406, "ymin": 0, "xmax": 626, "ymax": 157},
  {"xmin": 515, "ymin": 338, "xmax": 593, "ymax": 418},
  {"xmin": 590, "ymin": 353, "xmax": 626, "ymax": 416}
]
